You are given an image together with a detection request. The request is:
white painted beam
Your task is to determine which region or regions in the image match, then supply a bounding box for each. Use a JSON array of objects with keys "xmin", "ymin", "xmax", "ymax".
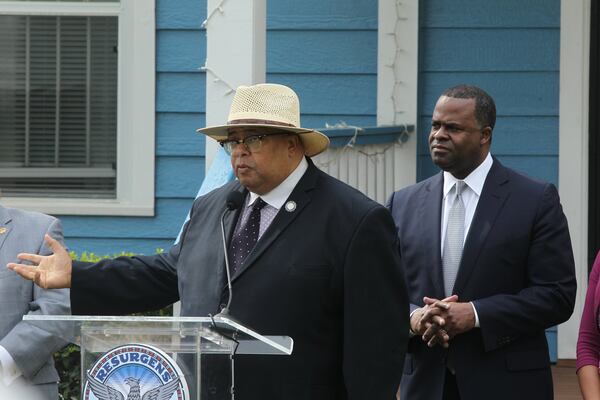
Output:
[
  {"xmin": 378, "ymin": 0, "xmax": 418, "ymax": 190},
  {"xmin": 558, "ymin": 0, "xmax": 590, "ymax": 360},
  {"xmin": 204, "ymin": 0, "xmax": 266, "ymax": 169}
]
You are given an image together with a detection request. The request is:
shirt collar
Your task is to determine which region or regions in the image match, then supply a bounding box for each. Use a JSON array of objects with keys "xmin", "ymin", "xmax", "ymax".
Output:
[
  {"xmin": 443, "ymin": 152, "xmax": 493, "ymax": 197},
  {"xmin": 248, "ymin": 157, "xmax": 308, "ymax": 210}
]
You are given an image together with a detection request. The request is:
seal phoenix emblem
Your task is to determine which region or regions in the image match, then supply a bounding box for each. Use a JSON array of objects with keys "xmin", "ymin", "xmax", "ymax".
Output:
[{"xmin": 84, "ymin": 343, "xmax": 189, "ymax": 400}]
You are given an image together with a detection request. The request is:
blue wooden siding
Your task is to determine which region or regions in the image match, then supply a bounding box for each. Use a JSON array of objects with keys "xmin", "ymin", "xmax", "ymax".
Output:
[
  {"xmin": 417, "ymin": 0, "xmax": 560, "ymax": 185},
  {"xmin": 417, "ymin": 0, "xmax": 561, "ymax": 361},
  {"xmin": 62, "ymin": 0, "xmax": 378, "ymax": 255},
  {"xmin": 267, "ymin": 0, "xmax": 377, "ymax": 130},
  {"xmin": 61, "ymin": 0, "xmax": 207, "ymax": 256}
]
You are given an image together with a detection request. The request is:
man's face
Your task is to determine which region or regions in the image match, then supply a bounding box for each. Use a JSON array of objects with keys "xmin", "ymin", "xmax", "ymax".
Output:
[
  {"xmin": 228, "ymin": 129, "xmax": 302, "ymax": 195},
  {"xmin": 428, "ymin": 96, "xmax": 491, "ymax": 179}
]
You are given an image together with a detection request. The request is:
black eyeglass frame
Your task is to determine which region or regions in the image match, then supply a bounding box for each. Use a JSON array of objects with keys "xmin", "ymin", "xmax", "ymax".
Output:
[{"xmin": 218, "ymin": 132, "xmax": 291, "ymax": 155}]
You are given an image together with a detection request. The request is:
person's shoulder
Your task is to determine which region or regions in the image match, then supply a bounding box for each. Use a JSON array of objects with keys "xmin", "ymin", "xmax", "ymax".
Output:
[
  {"xmin": 316, "ymin": 169, "xmax": 380, "ymax": 209},
  {"xmin": 1, "ymin": 205, "xmax": 57, "ymax": 225},
  {"xmin": 497, "ymin": 162, "xmax": 555, "ymax": 197},
  {"xmin": 502, "ymin": 164, "xmax": 549, "ymax": 187},
  {"xmin": 191, "ymin": 180, "xmax": 242, "ymax": 207},
  {"xmin": 593, "ymin": 250, "xmax": 600, "ymax": 273},
  {"xmin": 388, "ymin": 173, "xmax": 440, "ymax": 205},
  {"xmin": 0, "ymin": 206, "xmax": 59, "ymax": 238}
]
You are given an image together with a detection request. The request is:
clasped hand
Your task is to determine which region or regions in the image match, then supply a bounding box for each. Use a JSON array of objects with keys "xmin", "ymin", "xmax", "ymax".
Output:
[{"xmin": 410, "ymin": 295, "xmax": 475, "ymax": 348}]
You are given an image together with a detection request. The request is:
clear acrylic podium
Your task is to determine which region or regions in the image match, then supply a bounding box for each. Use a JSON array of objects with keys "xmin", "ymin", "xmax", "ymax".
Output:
[{"xmin": 23, "ymin": 315, "xmax": 293, "ymax": 400}]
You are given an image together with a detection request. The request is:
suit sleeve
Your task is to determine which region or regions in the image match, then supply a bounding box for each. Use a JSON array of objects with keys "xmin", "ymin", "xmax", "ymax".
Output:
[
  {"xmin": 473, "ymin": 183, "xmax": 577, "ymax": 351},
  {"xmin": 69, "ymin": 211, "xmax": 195, "ymax": 315},
  {"xmin": 342, "ymin": 205, "xmax": 409, "ymax": 398},
  {"xmin": 386, "ymin": 191, "xmax": 422, "ymax": 317},
  {"xmin": 0, "ymin": 218, "xmax": 71, "ymax": 381}
]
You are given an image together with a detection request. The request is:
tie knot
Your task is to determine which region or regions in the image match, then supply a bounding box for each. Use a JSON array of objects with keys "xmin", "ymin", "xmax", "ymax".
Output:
[
  {"xmin": 252, "ymin": 197, "xmax": 267, "ymax": 211},
  {"xmin": 455, "ymin": 181, "xmax": 465, "ymax": 196}
]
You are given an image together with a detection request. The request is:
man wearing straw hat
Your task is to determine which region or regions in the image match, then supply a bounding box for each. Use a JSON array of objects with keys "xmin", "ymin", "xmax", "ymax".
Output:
[{"xmin": 9, "ymin": 83, "xmax": 409, "ymax": 399}]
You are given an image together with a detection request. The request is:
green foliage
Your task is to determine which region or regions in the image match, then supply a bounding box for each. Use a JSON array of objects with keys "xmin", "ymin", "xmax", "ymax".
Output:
[
  {"xmin": 55, "ymin": 250, "xmax": 172, "ymax": 400},
  {"xmin": 55, "ymin": 344, "xmax": 80, "ymax": 400}
]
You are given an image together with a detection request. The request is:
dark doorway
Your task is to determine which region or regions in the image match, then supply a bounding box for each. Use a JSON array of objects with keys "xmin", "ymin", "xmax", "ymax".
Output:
[{"xmin": 590, "ymin": 0, "xmax": 600, "ymax": 270}]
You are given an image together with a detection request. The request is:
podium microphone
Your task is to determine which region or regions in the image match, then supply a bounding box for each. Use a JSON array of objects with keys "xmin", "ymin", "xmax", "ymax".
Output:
[{"xmin": 216, "ymin": 190, "xmax": 244, "ymax": 318}]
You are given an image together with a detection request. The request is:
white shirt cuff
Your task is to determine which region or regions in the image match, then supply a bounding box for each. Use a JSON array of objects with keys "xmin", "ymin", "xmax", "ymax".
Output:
[
  {"xmin": 408, "ymin": 308, "xmax": 420, "ymax": 337},
  {"xmin": 470, "ymin": 301, "xmax": 480, "ymax": 328},
  {"xmin": 0, "ymin": 345, "xmax": 22, "ymax": 386}
]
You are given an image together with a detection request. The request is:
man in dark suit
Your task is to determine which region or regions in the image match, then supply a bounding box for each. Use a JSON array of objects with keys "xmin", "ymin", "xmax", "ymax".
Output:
[
  {"xmin": 387, "ymin": 85, "xmax": 576, "ymax": 400},
  {"xmin": 10, "ymin": 83, "xmax": 409, "ymax": 400}
]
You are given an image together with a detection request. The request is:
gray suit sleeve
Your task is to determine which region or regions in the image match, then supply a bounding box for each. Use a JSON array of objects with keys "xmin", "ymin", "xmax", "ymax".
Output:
[{"xmin": 0, "ymin": 218, "xmax": 71, "ymax": 381}]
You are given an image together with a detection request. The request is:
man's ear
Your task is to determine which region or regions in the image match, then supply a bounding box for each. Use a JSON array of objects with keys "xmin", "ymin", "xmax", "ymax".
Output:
[
  {"xmin": 288, "ymin": 134, "xmax": 303, "ymax": 155},
  {"xmin": 480, "ymin": 126, "xmax": 492, "ymax": 146}
]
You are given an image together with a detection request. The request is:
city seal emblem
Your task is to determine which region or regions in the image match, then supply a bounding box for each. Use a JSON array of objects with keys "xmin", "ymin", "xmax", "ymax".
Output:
[{"xmin": 83, "ymin": 343, "xmax": 189, "ymax": 400}]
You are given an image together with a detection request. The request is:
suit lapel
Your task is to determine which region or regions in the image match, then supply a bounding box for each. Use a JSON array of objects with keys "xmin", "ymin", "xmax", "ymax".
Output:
[
  {"xmin": 420, "ymin": 173, "xmax": 445, "ymax": 297},
  {"xmin": 223, "ymin": 194, "xmax": 243, "ymax": 244},
  {"xmin": 453, "ymin": 159, "xmax": 510, "ymax": 295},
  {"xmin": 232, "ymin": 161, "xmax": 318, "ymax": 280},
  {"xmin": 216, "ymin": 185, "xmax": 244, "ymax": 291},
  {"xmin": 0, "ymin": 207, "xmax": 12, "ymax": 252}
]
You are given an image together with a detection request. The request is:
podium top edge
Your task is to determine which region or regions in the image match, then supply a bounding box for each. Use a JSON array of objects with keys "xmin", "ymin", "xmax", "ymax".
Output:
[{"xmin": 23, "ymin": 315, "xmax": 215, "ymax": 322}]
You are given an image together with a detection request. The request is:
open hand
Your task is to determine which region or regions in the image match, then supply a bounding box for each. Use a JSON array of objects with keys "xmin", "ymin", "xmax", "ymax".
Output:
[{"xmin": 7, "ymin": 234, "xmax": 72, "ymax": 289}]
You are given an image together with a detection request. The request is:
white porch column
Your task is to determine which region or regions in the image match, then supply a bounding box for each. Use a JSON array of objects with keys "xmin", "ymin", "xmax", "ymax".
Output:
[
  {"xmin": 558, "ymin": 0, "xmax": 590, "ymax": 359},
  {"xmin": 377, "ymin": 0, "xmax": 419, "ymax": 189},
  {"xmin": 204, "ymin": 0, "xmax": 266, "ymax": 168}
]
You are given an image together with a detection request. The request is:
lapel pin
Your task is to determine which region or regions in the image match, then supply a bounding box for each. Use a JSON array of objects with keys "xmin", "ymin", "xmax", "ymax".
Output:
[
  {"xmin": 0, "ymin": 228, "xmax": 7, "ymax": 234},
  {"xmin": 284, "ymin": 201, "xmax": 297, "ymax": 212}
]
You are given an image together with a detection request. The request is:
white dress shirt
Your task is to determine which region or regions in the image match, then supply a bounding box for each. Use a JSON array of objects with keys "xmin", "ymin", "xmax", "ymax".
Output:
[
  {"xmin": 239, "ymin": 157, "xmax": 308, "ymax": 238},
  {"xmin": 441, "ymin": 152, "xmax": 494, "ymax": 252},
  {"xmin": 440, "ymin": 152, "xmax": 493, "ymax": 327},
  {"xmin": 0, "ymin": 345, "xmax": 21, "ymax": 386}
]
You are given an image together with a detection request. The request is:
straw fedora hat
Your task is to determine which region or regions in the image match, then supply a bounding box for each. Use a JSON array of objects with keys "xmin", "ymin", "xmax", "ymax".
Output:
[{"xmin": 197, "ymin": 83, "xmax": 330, "ymax": 157}]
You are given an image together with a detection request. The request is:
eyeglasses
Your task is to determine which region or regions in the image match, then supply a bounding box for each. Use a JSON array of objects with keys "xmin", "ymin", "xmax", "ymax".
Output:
[{"xmin": 219, "ymin": 132, "xmax": 290, "ymax": 155}]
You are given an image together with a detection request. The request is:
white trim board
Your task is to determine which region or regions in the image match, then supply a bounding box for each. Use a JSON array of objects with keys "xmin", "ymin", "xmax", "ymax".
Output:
[
  {"xmin": 0, "ymin": 1, "xmax": 120, "ymax": 16},
  {"xmin": 377, "ymin": 0, "xmax": 418, "ymax": 189},
  {"xmin": 204, "ymin": 0, "xmax": 266, "ymax": 170},
  {"xmin": 557, "ymin": 0, "xmax": 591, "ymax": 359}
]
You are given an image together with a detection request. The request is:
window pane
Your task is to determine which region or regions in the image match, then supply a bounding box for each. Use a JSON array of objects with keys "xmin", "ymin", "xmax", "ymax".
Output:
[{"xmin": 0, "ymin": 15, "xmax": 117, "ymax": 198}]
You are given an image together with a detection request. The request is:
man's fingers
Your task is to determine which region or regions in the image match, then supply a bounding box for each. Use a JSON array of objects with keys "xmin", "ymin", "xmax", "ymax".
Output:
[
  {"xmin": 7, "ymin": 263, "xmax": 40, "ymax": 281},
  {"xmin": 420, "ymin": 306, "xmax": 446, "ymax": 323},
  {"xmin": 15, "ymin": 252, "xmax": 43, "ymax": 265},
  {"xmin": 45, "ymin": 234, "xmax": 65, "ymax": 254},
  {"xmin": 431, "ymin": 315, "xmax": 445, "ymax": 326},
  {"xmin": 425, "ymin": 328, "xmax": 451, "ymax": 348},
  {"xmin": 424, "ymin": 295, "xmax": 459, "ymax": 305}
]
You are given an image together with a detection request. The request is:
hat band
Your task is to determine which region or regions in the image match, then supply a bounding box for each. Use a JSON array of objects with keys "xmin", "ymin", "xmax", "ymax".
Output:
[{"xmin": 228, "ymin": 118, "xmax": 297, "ymax": 128}]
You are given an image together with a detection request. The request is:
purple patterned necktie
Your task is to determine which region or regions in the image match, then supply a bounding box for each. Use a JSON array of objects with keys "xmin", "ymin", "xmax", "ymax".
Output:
[{"xmin": 230, "ymin": 197, "xmax": 267, "ymax": 274}]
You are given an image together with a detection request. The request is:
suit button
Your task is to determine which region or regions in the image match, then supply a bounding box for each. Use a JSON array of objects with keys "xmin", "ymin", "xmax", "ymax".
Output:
[{"xmin": 209, "ymin": 386, "xmax": 217, "ymax": 395}]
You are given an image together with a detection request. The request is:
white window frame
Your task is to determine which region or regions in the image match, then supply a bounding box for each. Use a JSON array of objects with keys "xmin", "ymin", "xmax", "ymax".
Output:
[{"xmin": 0, "ymin": 0, "xmax": 155, "ymax": 216}]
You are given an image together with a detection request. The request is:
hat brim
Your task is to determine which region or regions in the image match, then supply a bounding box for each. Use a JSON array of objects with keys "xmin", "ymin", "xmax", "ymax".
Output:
[{"xmin": 197, "ymin": 124, "xmax": 330, "ymax": 157}]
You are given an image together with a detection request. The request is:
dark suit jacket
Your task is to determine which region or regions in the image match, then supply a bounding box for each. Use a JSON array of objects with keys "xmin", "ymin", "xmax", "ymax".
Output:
[
  {"xmin": 71, "ymin": 159, "xmax": 409, "ymax": 399},
  {"xmin": 387, "ymin": 158, "xmax": 576, "ymax": 400}
]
